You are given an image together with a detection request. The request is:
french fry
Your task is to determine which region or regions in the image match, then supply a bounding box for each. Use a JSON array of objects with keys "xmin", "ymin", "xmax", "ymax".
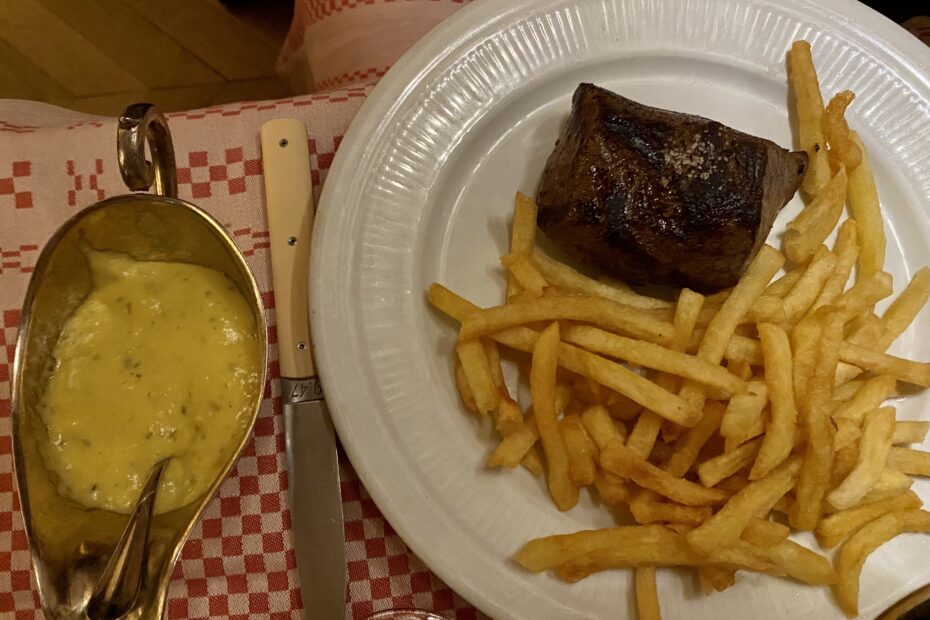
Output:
[
  {"xmin": 886, "ymin": 447, "xmax": 930, "ymax": 476},
  {"xmin": 458, "ymin": 295, "xmax": 674, "ymax": 344},
  {"xmin": 698, "ymin": 437, "xmax": 763, "ymax": 488},
  {"xmin": 521, "ymin": 446, "xmax": 544, "ymax": 477},
  {"xmin": 629, "ymin": 493, "xmax": 713, "ymax": 526},
  {"xmin": 747, "ymin": 295, "xmax": 787, "ymax": 323},
  {"xmin": 531, "ymin": 250, "xmax": 672, "ymax": 310},
  {"xmin": 456, "ymin": 340, "xmax": 499, "ymax": 414},
  {"xmin": 601, "ymin": 440, "xmax": 728, "ymax": 506},
  {"xmin": 581, "ymin": 404, "xmax": 627, "ymax": 448},
  {"xmin": 845, "ymin": 312, "xmax": 883, "ymax": 346},
  {"xmin": 831, "ymin": 444, "xmax": 859, "ymax": 487},
  {"xmin": 741, "ymin": 518, "xmax": 791, "ymax": 548},
  {"xmin": 727, "ymin": 358, "xmax": 753, "ymax": 382},
  {"xmin": 558, "ymin": 345, "xmax": 700, "ymax": 426},
  {"xmin": 771, "ymin": 495, "xmax": 792, "ymax": 515},
  {"xmin": 878, "ymin": 266, "xmax": 930, "ymax": 349},
  {"xmin": 723, "ymin": 334, "xmax": 764, "ymax": 367},
  {"xmin": 893, "ymin": 421, "xmax": 930, "ymax": 444},
  {"xmin": 816, "ymin": 491, "xmax": 922, "ymax": 549},
  {"xmin": 836, "ymin": 270, "xmax": 893, "ymax": 320},
  {"xmin": 482, "ymin": 339, "xmax": 506, "ymax": 388},
  {"xmin": 513, "ymin": 525, "xmax": 672, "ymax": 572},
  {"xmin": 635, "ymin": 567, "xmax": 662, "ymax": 620},
  {"xmin": 453, "ymin": 359, "xmax": 478, "ymax": 412},
  {"xmin": 587, "ymin": 378, "xmax": 606, "ymax": 403},
  {"xmin": 531, "ymin": 323, "xmax": 578, "ymax": 510},
  {"xmin": 687, "ymin": 456, "xmax": 801, "ymax": 555},
  {"xmin": 823, "ymin": 90, "xmax": 861, "ymax": 169},
  {"xmin": 834, "ymin": 378, "xmax": 865, "ymax": 403},
  {"xmin": 720, "ymin": 381, "xmax": 768, "ymax": 451},
  {"xmin": 781, "ymin": 246, "xmax": 836, "ymax": 322},
  {"xmin": 428, "ymin": 282, "xmax": 481, "ymax": 321},
  {"xmin": 813, "ymin": 219, "xmax": 858, "ymax": 310},
  {"xmin": 833, "ymin": 377, "xmax": 897, "ymax": 422},
  {"xmin": 857, "ymin": 468, "xmax": 914, "ymax": 505},
  {"xmin": 605, "ymin": 388, "xmax": 635, "ymax": 408},
  {"xmin": 664, "ymin": 401, "xmax": 727, "ymax": 478},
  {"xmin": 650, "ymin": 441, "xmax": 675, "ymax": 464},
  {"xmin": 485, "ymin": 337, "xmax": 523, "ymax": 433},
  {"xmin": 554, "ymin": 534, "xmax": 773, "ymax": 583},
  {"xmin": 488, "ymin": 416, "xmax": 539, "ymax": 468},
  {"xmin": 749, "ymin": 539, "xmax": 836, "ymax": 585},
  {"xmin": 555, "ymin": 382, "xmax": 574, "ymax": 413},
  {"xmin": 833, "ymin": 417, "xmax": 861, "ymax": 451},
  {"xmin": 791, "ymin": 313, "xmax": 821, "ymax": 406},
  {"xmin": 593, "ymin": 470, "xmax": 631, "ymax": 506},
  {"xmin": 837, "ymin": 342, "xmax": 930, "ymax": 387},
  {"xmin": 827, "ymin": 407, "xmax": 895, "ymax": 510},
  {"xmin": 846, "ymin": 131, "xmax": 886, "ymax": 279},
  {"xmin": 506, "ymin": 192, "xmax": 539, "ymax": 297},
  {"xmin": 695, "ymin": 246, "xmax": 786, "ymax": 365},
  {"xmin": 699, "ymin": 566, "xmax": 737, "ymax": 594},
  {"xmin": 503, "ymin": 253, "xmax": 547, "ymax": 297},
  {"xmin": 627, "ymin": 410, "xmax": 664, "ymax": 460},
  {"xmin": 680, "ymin": 247, "xmax": 783, "ymax": 419},
  {"xmin": 607, "ymin": 396, "xmax": 645, "ymax": 421},
  {"xmin": 834, "ymin": 509, "xmax": 930, "ymax": 616},
  {"xmin": 752, "ymin": 323, "xmax": 797, "ymax": 479},
  {"xmin": 495, "ymin": 393, "xmax": 525, "ymax": 436},
  {"xmin": 562, "ymin": 325, "xmax": 747, "ymax": 395},
  {"xmin": 788, "ymin": 40, "xmax": 832, "ymax": 195},
  {"xmin": 560, "ymin": 415, "xmax": 597, "ymax": 486},
  {"xmin": 458, "ymin": 318, "xmax": 700, "ymax": 426},
  {"xmin": 667, "ymin": 524, "xmax": 695, "ymax": 535},
  {"xmin": 572, "ymin": 376, "xmax": 602, "ymax": 405},
  {"xmin": 714, "ymin": 472, "xmax": 751, "ymax": 496},
  {"xmin": 791, "ymin": 309, "xmax": 843, "ymax": 530},
  {"xmin": 784, "ymin": 167, "xmax": 848, "ymax": 264},
  {"xmin": 507, "ymin": 290, "xmax": 543, "ymax": 305},
  {"xmin": 765, "ymin": 268, "xmax": 804, "ymax": 298},
  {"xmin": 429, "ymin": 285, "xmax": 703, "ymax": 425},
  {"xmin": 598, "ymin": 273, "xmax": 640, "ymax": 291}
]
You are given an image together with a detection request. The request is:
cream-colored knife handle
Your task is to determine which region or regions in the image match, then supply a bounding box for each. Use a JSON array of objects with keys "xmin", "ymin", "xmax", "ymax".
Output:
[{"xmin": 261, "ymin": 119, "xmax": 315, "ymax": 379}]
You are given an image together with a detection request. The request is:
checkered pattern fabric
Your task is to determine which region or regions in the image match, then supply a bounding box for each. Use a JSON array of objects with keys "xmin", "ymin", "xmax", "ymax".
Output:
[
  {"xmin": 0, "ymin": 86, "xmax": 485, "ymax": 618},
  {"xmin": 8, "ymin": 5, "xmax": 923, "ymax": 617},
  {"xmin": 278, "ymin": 0, "xmax": 471, "ymax": 92}
]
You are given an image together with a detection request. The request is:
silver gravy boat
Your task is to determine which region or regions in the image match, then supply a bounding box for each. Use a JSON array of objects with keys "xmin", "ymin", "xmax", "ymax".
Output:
[{"xmin": 10, "ymin": 103, "xmax": 267, "ymax": 619}]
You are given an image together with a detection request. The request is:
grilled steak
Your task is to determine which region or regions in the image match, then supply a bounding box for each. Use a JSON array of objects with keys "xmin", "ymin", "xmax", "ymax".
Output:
[{"xmin": 536, "ymin": 84, "xmax": 807, "ymax": 292}]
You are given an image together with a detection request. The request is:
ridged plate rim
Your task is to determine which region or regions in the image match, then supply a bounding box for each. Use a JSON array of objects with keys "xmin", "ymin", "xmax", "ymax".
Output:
[{"xmin": 311, "ymin": 1, "xmax": 930, "ymax": 618}]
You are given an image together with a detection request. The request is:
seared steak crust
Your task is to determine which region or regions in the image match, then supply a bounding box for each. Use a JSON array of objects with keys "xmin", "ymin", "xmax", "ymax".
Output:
[{"xmin": 536, "ymin": 84, "xmax": 807, "ymax": 292}]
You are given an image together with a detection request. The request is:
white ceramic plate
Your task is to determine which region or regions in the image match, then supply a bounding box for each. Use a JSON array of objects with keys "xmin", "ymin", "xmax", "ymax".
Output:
[{"xmin": 311, "ymin": 1, "xmax": 930, "ymax": 618}]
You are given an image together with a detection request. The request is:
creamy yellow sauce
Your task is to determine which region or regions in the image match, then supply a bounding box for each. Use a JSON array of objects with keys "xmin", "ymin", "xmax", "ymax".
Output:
[{"xmin": 40, "ymin": 250, "xmax": 261, "ymax": 514}]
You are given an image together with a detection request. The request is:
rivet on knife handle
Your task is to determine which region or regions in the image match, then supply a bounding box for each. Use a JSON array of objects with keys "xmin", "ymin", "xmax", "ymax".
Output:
[{"xmin": 260, "ymin": 119, "xmax": 316, "ymax": 379}]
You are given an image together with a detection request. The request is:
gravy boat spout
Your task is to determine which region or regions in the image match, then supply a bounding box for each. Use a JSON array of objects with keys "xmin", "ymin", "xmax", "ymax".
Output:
[{"xmin": 10, "ymin": 104, "xmax": 268, "ymax": 619}]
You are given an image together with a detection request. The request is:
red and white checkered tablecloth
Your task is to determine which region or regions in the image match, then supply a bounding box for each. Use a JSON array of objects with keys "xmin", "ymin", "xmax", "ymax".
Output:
[
  {"xmin": 0, "ymin": 90, "xmax": 485, "ymax": 619},
  {"xmin": 3, "ymin": 0, "xmax": 927, "ymax": 617}
]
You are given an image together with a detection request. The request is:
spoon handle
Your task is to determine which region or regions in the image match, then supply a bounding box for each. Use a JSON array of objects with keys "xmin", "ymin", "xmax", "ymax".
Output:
[{"xmin": 86, "ymin": 459, "xmax": 168, "ymax": 619}]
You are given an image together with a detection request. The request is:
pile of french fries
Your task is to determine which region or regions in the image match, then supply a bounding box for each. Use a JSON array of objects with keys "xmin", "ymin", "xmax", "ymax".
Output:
[{"xmin": 427, "ymin": 40, "xmax": 930, "ymax": 619}]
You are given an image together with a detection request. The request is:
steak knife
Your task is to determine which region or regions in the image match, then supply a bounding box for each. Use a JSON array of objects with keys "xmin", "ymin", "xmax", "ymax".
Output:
[{"xmin": 260, "ymin": 119, "xmax": 346, "ymax": 619}]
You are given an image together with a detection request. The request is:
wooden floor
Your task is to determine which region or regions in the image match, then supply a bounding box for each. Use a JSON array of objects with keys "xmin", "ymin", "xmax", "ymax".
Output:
[{"xmin": 0, "ymin": 0, "xmax": 294, "ymax": 116}]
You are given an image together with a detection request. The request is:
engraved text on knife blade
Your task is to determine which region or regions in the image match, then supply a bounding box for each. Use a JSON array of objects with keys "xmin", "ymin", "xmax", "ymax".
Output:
[{"xmin": 282, "ymin": 376, "xmax": 324, "ymax": 406}]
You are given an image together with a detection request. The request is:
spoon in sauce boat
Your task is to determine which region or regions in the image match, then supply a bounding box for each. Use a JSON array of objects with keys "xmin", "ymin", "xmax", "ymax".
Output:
[{"xmin": 86, "ymin": 459, "xmax": 169, "ymax": 619}]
